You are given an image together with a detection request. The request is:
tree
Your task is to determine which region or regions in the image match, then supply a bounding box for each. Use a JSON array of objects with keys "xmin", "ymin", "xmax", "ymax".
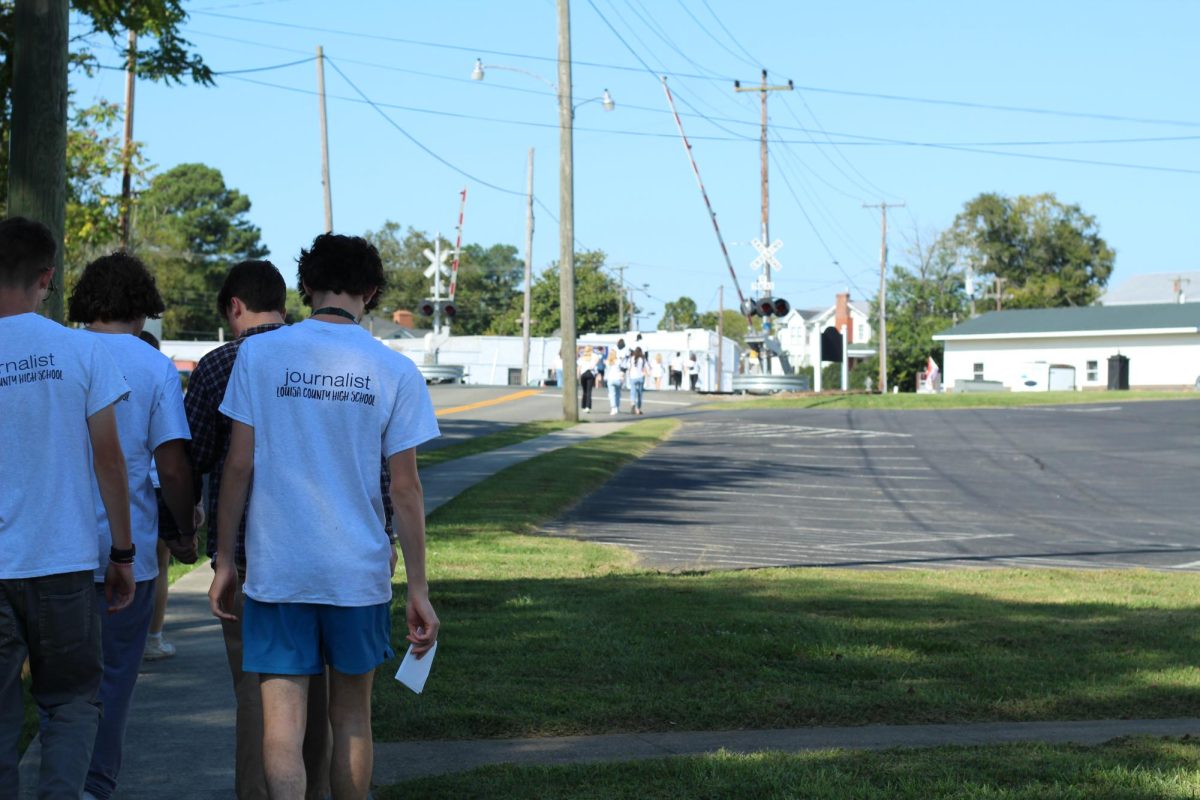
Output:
[
  {"xmin": 949, "ymin": 192, "xmax": 1115, "ymax": 308},
  {"xmin": 135, "ymin": 163, "xmax": 267, "ymax": 338},
  {"xmin": 64, "ymin": 101, "xmax": 149, "ymax": 281},
  {"xmin": 871, "ymin": 228, "xmax": 969, "ymax": 392},
  {"xmin": 365, "ymin": 222, "xmax": 524, "ymax": 334},
  {"xmin": 696, "ymin": 308, "xmax": 754, "ymax": 344},
  {"xmin": 660, "ymin": 296, "xmax": 698, "ymax": 331},
  {"xmin": 0, "ymin": 0, "xmax": 212, "ymax": 211},
  {"xmin": 492, "ymin": 250, "xmax": 623, "ymax": 336}
]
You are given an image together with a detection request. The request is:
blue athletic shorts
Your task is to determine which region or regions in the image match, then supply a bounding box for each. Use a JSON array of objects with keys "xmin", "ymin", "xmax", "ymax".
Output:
[{"xmin": 242, "ymin": 598, "xmax": 395, "ymax": 676}]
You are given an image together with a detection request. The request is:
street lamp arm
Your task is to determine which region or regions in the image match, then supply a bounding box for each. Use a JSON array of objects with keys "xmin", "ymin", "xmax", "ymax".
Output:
[{"xmin": 472, "ymin": 59, "xmax": 557, "ymax": 92}]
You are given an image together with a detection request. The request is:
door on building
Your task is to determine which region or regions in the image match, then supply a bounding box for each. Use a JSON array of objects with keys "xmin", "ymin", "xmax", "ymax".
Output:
[{"xmin": 1048, "ymin": 365, "xmax": 1076, "ymax": 391}]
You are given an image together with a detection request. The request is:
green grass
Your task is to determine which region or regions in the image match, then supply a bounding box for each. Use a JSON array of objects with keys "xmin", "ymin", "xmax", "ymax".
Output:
[
  {"xmin": 374, "ymin": 419, "xmax": 1200, "ymax": 742},
  {"xmin": 417, "ymin": 421, "xmax": 576, "ymax": 469},
  {"xmin": 708, "ymin": 390, "xmax": 1198, "ymax": 411},
  {"xmin": 377, "ymin": 737, "xmax": 1200, "ymax": 799}
]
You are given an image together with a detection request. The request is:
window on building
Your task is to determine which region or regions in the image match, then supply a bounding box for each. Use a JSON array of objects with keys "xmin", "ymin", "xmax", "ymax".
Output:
[
  {"xmin": 973, "ymin": 362, "xmax": 984, "ymax": 380},
  {"xmin": 857, "ymin": 323, "xmax": 866, "ymax": 341},
  {"xmin": 1086, "ymin": 360, "xmax": 1098, "ymax": 382}
]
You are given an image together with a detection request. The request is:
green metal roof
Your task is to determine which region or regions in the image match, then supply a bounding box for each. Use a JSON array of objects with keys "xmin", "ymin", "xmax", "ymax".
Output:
[{"xmin": 936, "ymin": 302, "xmax": 1200, "ymax": 338}]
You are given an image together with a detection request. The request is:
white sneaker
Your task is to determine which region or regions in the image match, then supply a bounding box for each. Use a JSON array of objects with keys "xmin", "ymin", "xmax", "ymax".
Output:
[
  {"xmin": 609, "ymin": 407, "xmax": 619, "ymax": 416},
  {"xmin": 143, "ymin": 636, "xmax": 176, "ymax": 661},
  {"xmin": 583, "ymin": 407, "xmax": 591, "ymax": 414}
]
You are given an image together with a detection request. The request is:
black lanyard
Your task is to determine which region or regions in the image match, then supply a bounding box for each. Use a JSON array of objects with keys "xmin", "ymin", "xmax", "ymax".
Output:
[{"xmin": 312, "ymin": 306, "xmax": 357, "ymax": 322}]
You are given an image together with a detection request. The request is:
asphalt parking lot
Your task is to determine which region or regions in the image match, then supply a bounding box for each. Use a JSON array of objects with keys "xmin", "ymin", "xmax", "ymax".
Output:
[{"xmin": 547, "ymin": 400, "xmax": 1200, "ymax": 571}]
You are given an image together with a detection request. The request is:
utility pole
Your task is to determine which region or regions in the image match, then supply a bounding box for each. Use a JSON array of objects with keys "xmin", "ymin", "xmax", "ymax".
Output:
[
  {"xmin": 556, "ymin": 0, "xmax": 578, "ymax": 422},
  {"xmin": 119, "ymin": 29, "xmax": 137, "ymax": 250},
  {"xmin": 716, "ymin": 285, "xmax": 724, "ymax": 392},
  {"xmin": 863, "ymin": 200, "xmax": 904, "ymax": 393},
  {"xmin": 9, "ymin": 0, "xmax": 69, "ymax": 323},
  {"xmin": 521, "ymin": 148, "xmax": 535, "ymax": 386},
  {"xmin": 735, "ymin": 69, "xmax": 792, "ymax": 370},
  {"xmin": 316, "ymin": 45, "xmax": 333, "ymax": 232},
  {"xmin": 994, "ymin": 276, "xmax": 1006, "ymax": 311},
  {"xmin": 615, "ymin": 263, "xmax": 627, "ymax": 332}
]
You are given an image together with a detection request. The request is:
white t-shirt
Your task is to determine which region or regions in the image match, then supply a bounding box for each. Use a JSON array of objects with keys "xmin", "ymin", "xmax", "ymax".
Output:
[
  {"xmin": 220, "ymin": 319, "xmax": 440, "ymax": 606},
  {"xmin": 669, "ymin": 355, "xmax": 683, "ymax": 372},
  {"xmin": 0, "ymin": 313, "xmax": 129, "ymax": 579},
  {"xmin": 86, "ymin": 332, "xmax": 190, "ymax": 583}
]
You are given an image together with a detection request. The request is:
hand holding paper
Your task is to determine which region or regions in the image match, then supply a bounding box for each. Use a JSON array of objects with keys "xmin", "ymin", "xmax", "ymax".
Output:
[{"xmin": 395, "ymin": 640, "xmax": 437, "ymax": 694}]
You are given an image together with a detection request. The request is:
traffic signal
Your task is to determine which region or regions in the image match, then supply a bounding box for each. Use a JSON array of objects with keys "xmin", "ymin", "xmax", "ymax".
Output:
[
  {"xmin": 442, "ymin": 302, "xmax": 457, "ymax": 319},
  {"xmin": 744, "ymin": 296, "xmax": 791, "ymax": 317},
  {"xmin": 418, "ymin": 300, "xmax": 436, "ymax": 317},
  {"xmin": 418, "ymin": 300, "xmax": 456, "ymax": 318}
]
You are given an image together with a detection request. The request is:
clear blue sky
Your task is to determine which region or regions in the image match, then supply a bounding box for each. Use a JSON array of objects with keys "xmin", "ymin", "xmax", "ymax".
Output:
[{"xmin": 70, "ymin": 0, "xmax": 1200, "ymax": 325}]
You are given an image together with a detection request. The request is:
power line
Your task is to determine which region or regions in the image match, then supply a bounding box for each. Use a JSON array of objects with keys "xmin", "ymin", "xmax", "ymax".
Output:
[
  {"xmin": 323, "ymin": 57, "xmax": 526, "ymax": 198},
  {"xmin": 699, "ymin": 0, "xmax": 758, "ymax": 65},
  {"xmin": 674, "ymin": 0, "xmax": 757, "ymax": 69},
  {"xmin": 188, "ymin": 9, "xmax": 1200, "ymax": 129}
]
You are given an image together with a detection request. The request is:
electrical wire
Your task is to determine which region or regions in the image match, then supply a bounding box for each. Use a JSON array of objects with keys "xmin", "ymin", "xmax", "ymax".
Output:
[
  {"xmin": 699, "ymin": 0, "xmax": 758, "ymax": 65},
  {"xmin": 674, "ymin": 0, "xmax": 758, "ymax": 69}
]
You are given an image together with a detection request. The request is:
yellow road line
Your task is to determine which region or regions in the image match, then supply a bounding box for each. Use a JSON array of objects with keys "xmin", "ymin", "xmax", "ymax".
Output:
[{"xmin": 435, "ymin": 388, "xmax": 541, "ymax": 417}]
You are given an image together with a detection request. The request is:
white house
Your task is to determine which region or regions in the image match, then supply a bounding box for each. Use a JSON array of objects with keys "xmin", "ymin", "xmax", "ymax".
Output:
[
  {"xmin": 933, "ymin": 303, "xmax": 1200, "ymax": 391},
  {"xmin": 777, "ymin": 293, "xmax": 876, "ymax": 371}
]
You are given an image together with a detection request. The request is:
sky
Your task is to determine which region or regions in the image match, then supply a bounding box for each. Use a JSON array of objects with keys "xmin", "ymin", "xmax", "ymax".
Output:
[{"xmin": 69, "ymin": 0, "xmax": 1200, "ymax": 327}]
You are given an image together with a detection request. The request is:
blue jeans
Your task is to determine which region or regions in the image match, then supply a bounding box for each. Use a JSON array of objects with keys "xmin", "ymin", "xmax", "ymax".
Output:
[
  {"xmin": 0, "ymin": 570, "xmax": 103, "ymax": 799},
  {"xmin": 84, "ymin": 579, "xmax": 156, "ymax": 800},
  {"xmin": 630, "ymin": 380, "xmax": 645, "ymax": 411},
  {"xmin": 607, "ymin": 379, "xmax": 623, "ymax": 410}
]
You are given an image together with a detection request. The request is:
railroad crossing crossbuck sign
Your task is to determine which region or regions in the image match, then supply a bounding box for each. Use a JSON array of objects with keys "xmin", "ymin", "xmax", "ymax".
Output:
[
  {"xmin": 423, "ymin": 245, "xmax": 451, "ymax": 295},
  {"xmin": 750, "ymin": 237, "xmax": 783, "ymax": 273}
]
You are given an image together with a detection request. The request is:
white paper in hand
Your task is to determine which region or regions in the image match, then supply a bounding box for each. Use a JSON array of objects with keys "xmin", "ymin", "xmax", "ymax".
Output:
[{"xmin": 394, "ymin": 641, "xmax": 437, "ymax": 694}]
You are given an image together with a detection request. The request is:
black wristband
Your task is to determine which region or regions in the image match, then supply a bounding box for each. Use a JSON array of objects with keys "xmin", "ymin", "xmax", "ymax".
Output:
[{"xmin": 109, "ymin": 544, "xmax": 136, "ymax": 565}]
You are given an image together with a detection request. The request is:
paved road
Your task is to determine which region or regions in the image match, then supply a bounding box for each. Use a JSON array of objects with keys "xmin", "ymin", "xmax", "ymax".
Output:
[
  {"xmin": 425, "ymin": 383, "xmax": 707, "ymax": 451},
  {"xmin": 548, "ymin": 400, "xmax": 1200, "ymax": 571}
]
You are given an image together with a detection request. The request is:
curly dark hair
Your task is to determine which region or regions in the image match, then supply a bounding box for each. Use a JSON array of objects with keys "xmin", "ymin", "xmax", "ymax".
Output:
[
  {"xmin": 296, "ymin": 233, "xmax": 386, "ymax": 312},
  {"xmin": 68, "ymin": 251, "xmax": 166, "ymax": 324},
  {"xmin": 0, "ymin": 217, "xmax": 56, "ymax": 289}
]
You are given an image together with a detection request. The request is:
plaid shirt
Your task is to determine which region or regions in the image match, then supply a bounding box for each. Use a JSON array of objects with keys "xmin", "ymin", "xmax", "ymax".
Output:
[{"xmin": 187, "ymin": 323, "xmax": 394, "ymax": 568}]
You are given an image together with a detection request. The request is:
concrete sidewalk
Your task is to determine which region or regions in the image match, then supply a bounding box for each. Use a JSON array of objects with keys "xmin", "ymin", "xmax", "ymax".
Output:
[
  {"xmin": 372, "ymin": 717, "xmax": 1200, "ymax": 784},
  {"xmin": 18, "ymin": 420, "xmax": 629, "ymax": 799}
]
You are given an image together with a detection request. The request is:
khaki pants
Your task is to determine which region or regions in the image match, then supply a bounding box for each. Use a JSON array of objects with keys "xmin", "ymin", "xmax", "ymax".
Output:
[{"xmin": 221, "ymin": 572, "xmax": 331, "ymax": 800}]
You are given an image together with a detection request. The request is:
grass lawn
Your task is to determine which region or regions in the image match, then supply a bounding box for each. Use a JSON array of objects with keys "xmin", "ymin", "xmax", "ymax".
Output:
[
  {"xmin": 374, "ymin": 418, "xmax": 1200, "ymax": 741},
  {"xmin": 707, "ymin": 390, "xmax": 1199, "ymax": 411},
  {"xmin": 417, "ymin": 421, "xmax": 576, "ymax": 469},
  {"xmin": 377, "ymin": 737, "xmax": 1200, "ymax": 799}
]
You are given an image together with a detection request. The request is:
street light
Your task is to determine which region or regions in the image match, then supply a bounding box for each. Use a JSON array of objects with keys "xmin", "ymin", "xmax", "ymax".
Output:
[{"xmin": 470, "ymin": 25, "xmax": 614, "ymax": 420}]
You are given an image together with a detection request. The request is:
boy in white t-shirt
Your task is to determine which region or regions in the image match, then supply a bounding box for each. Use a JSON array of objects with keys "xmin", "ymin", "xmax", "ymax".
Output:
[
  {"xmin": 0, "ymin": 218, "xmax": 136, "ymax": 798},
  {"xmin": 209, "ymin": 233, "xmax": 440, "ymax": 799},
  {"xmin": 67, "ymin": 252, "xmax": 196, "ymax": 800}
]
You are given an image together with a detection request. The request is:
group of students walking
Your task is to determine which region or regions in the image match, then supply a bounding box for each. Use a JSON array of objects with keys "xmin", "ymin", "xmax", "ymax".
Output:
[
  {"xmin": 0, "ymin": 217, "xmax": 439, "ymax": 800},
  {"xmin": 576, "ymin": 342, "xmax": 701, "ymax": 415}
]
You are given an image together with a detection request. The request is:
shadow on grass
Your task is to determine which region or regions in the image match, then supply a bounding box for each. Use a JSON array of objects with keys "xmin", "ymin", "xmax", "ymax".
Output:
[
  {"xmin": 376, "ymin": 737, "xmax": 1200, "ymax": 799},
  {"xmin": 376, "ymin": 561, "xmax": 1200, "ymax": 741}
]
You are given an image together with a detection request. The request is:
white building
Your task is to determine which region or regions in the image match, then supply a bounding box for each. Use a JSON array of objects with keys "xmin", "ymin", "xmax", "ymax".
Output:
[
  {"xmin": 777, "ymin": 293, "xmax": 876, "ymax": 371},
  {"xmin": 933, "ymin": 303, "xmax": 1200, "ymax": 391}
]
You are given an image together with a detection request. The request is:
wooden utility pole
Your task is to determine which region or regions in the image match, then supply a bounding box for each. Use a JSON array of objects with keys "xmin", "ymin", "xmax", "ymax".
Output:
[
  {"xmin": 521, "ymin": 148, "xmax": 535, "ymax": 386},
  {"xmin": 556, "ymin": 0, "xmax": 578, "ymax": 421},
  {"xmin": 9, "ymin": 0, "xmax": 70, "ymax": 322},
  {"xmin": 716, "ymin": 285, "xmax": 724, "ymax": 392},
  {"xmin": 994, "ymin": 276, "xmax": 1006, "ymax": 311},
  {"xmin": 615, "ymin": 263, "xmax": 627, "ymax": 332},
  {"xmin": 119, "ymin": 29, "xmax": 137, "ymax": 250},
  {"xmin": 735, "ymin": 70, "xmax": 791, "ymax": 372},
  {"xmin": 316, "ymin": 45, "xmax": 334, "ymax": 232},
  {"xmin": 863, "ymin": 201, "xmax": 904, "ymax": 393}
]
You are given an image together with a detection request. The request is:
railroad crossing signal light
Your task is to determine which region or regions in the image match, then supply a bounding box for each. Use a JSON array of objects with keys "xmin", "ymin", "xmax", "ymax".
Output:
[
  {"xmin": 418, "ymin": 300, "xmax": 436, "ymax": 317},
  {"xmin": 772, "ymin": 298, "xmax": 790, "ymax": 317},
  {"xmin": 442, "ymin": 302, "xmax": 457, "ymax": 319},
  {"xmin": 740, "ymin": 298, "xmax": 757, "ymax": 317}
]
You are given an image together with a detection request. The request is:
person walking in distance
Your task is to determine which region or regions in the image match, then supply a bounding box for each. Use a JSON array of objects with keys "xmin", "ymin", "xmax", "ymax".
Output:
[
  {"xmin": 68, "ymin": 253, "xmax": 197, "ymax": 800},
  {"xmin": 605, "ymin": 347, "xmax": 625, "ymax": 415},
  {"xmin": 209, "ymin": 234, "xmax": 440, "ymax": 800},
  {"xmin": 0, "ymin": 218, "xmax": 136, "ymax": 798},
  {"xmin": 577, "ymin": 345, "xmax": 599, "ymax": 414},
  {"xmin": 669, "ymin": 351, "xmax": 684, "ymax": 391},
  {"xmin": 687, "ymin": 351, "xmax": 701, "ymax": 391},
  {"xmin": 651, "ymin": 353, "xmax": 665, "ymax": 391},
  {"xmin": 628, "ymin": 347, "xmax": 648, "ymax": 415}
]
